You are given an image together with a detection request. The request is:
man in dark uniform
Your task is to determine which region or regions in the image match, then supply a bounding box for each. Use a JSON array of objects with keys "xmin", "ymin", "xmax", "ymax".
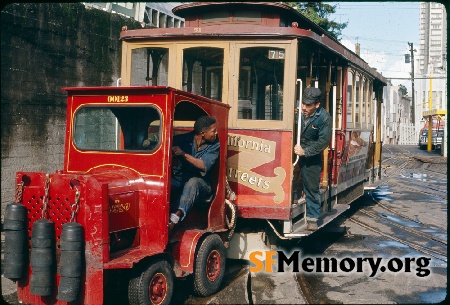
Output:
[{"xmin": 294, "ymin": 87, "xmax": 331, "ymax": 231}]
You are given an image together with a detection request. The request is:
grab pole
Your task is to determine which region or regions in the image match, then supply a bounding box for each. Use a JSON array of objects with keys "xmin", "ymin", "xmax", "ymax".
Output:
[{"xmin": 293, "ymin": 79, "xmax": 302, "ymax": 166}]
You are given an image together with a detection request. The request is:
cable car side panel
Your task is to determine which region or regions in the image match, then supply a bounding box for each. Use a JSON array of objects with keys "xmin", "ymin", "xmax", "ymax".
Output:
[{"xmin": 227, "ymin": 129, "xmax": 292, "ymax": 220}]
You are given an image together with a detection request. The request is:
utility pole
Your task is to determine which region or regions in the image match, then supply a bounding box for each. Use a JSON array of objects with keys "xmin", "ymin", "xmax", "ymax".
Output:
[
  {"xmin": 427, "ymin": 72, "xmax": 433, "ymax": 151},
  {"xmin": 408, "ymin": 42, "xmax": 416, "ymax": 125}
]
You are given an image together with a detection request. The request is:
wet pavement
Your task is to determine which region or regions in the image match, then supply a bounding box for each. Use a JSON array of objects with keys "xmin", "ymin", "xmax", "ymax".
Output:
[
  {"xmin": 2, "ymin": 145, "xmax": 447, "ymax": 304},
  {"xmin": 193, "ymin": 145, "xmax": 448, "ymax": 304},
  {"xmin": 294, "ymin": 145, "xmax": 447, "ymax": 304}
]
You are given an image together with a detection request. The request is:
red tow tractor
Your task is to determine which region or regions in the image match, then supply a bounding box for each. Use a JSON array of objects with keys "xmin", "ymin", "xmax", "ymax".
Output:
[{"xmin": 3, "ymin": 86, "xmax": 235, "ymax": 305}]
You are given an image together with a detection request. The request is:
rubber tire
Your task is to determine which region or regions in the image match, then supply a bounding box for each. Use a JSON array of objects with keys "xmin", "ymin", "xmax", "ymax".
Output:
[
  {"xmin": 193, "ymin": 234, "xmax": 226, "ymax": 297},
  {"xmin": 128, "ymin": 259, "xmax": 174, "ymax": 305}
]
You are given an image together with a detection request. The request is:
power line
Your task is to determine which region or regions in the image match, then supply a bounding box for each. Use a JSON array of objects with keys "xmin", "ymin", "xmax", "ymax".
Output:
[
  {"xmin": 335, "ymin": 3, "xmax": 419, "ymax": 9},
  {"xmin": 342, "ymin": 35, "xmax": 414, "ymax": 45},
  {"xmin": 337, "ymin": 6, "xmax": 418, "ymax": 10},
  {"xmin": 385, "ymin": 77, "xmax": 447, "ymax": 80}
]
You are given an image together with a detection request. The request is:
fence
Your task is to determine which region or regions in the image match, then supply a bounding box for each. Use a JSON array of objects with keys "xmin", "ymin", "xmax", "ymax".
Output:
[{"xmin": 397, "ymin": 123, "xmax": 418, "ymax": 145}]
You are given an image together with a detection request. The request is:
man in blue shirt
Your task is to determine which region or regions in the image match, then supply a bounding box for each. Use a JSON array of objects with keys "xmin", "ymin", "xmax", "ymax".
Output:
[
  {"xmin": 294, "ymin": 87, "xmax": 331, "ymax": 231},
  {"xmin": 169, "ymin": 116, "xmax": 219, "ymax": 230}
]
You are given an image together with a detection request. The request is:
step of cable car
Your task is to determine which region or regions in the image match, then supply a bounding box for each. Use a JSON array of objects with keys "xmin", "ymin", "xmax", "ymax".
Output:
[
  {"xmin": 286, "ymin": 186, "xmax": 329, "ymax": 234},
  {"xmin": 289, "ymin": 200, "xmax": 306, "ymax": 233},
  {"xmin": 285, "ymin": 204, "xmax": 349, "ymax": 237}
]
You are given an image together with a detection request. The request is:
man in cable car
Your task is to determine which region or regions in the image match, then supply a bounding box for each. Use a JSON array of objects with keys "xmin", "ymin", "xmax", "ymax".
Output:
[
  {"xmin": 169, "ymin": 116, "xmax": 219, "ymax": 231},
  {"xmin": 294, "ymin": 87, "xmax": 331, "ymax": 231}
]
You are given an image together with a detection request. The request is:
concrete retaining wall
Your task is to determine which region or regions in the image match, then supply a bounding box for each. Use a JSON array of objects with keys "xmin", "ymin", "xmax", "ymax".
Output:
[{"xmin": 1, "ymin": 3, "xmax": 141, "ymax": 218}]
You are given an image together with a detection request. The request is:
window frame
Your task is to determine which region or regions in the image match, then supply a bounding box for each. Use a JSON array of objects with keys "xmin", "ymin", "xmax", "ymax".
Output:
[
  {"xmin": 72, "ymin": 104, "xmax": 163, "ymax": 153},
  {"xmin": 229, "ymin": 40, "xmax": 297, "ymax": 130}
]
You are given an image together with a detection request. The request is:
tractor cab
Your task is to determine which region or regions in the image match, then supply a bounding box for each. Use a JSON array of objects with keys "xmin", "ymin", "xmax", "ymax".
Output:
[{"xmin": 63, "ymin": 86, "xmax": 231, "ymax": 241}]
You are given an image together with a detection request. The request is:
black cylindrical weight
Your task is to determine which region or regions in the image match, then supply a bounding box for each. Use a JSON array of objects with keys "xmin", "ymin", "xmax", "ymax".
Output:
[
  {"xmin": 60, "ymin": 222, "xmax": 84, "ymax": 242},
  {"xmin": 57, "ymin": 277, "xmax": 81, "ymax": 302},
  {"xmin": 60, "ymin": 222, "xmax": 84, "ymax": 251},
  {"xmin": 59, "ymin": 250, "xmax": 83, "ymax": 277},
  {"xmin": 30, "ymin": 247, "xmax": 56, "ymax": 272},
  {"xmin": 31, "ymin": 219, "xmax": 55, "ymax": 248},
  {"xmin": 30, "ymin": 219, "xmax": 55, "ymax": 296},
  {"xmin": 30, "ymin": 271, "xmax": 54, "ymax": 296},
  {"xmin": 3, "ymin": 252, "xmax": 28, "ymax": 279},
  {"xmin": 3, "ymin": 203, "xmax": 28, "ymax": 280},
  {"xmin": 4, "ymin": 202, "xmax": 28, "ymax": 230},
  {"xmin": 57, "ymin": 222, "xmax": 84, "ymax": 302},
  {"xmin": 5, "ymin": 230, "xmax": 28, "ymax": 253}
]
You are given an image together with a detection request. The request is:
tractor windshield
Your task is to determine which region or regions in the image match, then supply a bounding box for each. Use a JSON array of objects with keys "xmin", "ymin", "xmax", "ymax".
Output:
[{"xmin": 73, "ymin": 106, "xmax": 162, "ymax": 152}]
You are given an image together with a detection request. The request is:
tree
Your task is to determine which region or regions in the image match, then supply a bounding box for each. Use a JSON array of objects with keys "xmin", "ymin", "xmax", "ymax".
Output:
[
  {"xmin": 398, "ymin": 84, "xmax": 408, "ymax": 96},
  {"xmin": 285, "ymin": 2, "xmax": 348, "ymax": 40}
]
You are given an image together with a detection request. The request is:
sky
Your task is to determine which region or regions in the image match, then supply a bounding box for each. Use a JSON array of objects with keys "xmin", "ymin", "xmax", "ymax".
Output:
[{"xmin": 330, "ymin": 2, "xmax": 420, "ymax": 92}]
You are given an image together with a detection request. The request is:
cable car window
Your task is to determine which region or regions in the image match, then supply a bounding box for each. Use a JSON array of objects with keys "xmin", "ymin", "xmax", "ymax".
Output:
[
  {"xmin": 182, "ymin": 47, "xmax": 224, "ymax": 101},
  {"xmin": 233, "ymin": 10, "xmax": 261, "ymax": 22},
  {"xmin": 202, "ymin": 11, "xmax": 230, "ymax": 23},
  {"xmin": 238, "ymin": 47, "xmax": 285, "ymax": 120},
  {"xmin": 367, "ymin": 80, "xmax": 371, "ymax": 126},
  {"xmin": 336, "ymin": 67, "xmax": 343, "ymax": 130},
  {"xmin": 355, "ymin": 73, "xmax": 361, "ymax": 125},
  {"xmin": 73, "ymin": 106, "xmax": 161, "ymax": 152},
  {"xmin": 131, "ymin": 47, "xmax": 169, "ymax": 86},
  {"xmin": 361, "ymin": 77, "xmax": 367, "ymax": 126},
  {"xmin": 347, "ymin": 70, "xmax": 354, "ymax": 126}
]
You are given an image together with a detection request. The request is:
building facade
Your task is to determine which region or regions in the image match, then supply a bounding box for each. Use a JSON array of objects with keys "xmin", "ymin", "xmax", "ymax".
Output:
[
  {"xmin": 83, "ymin": 2, "xmax": 185, "ymax": 28},
  {"xmin": 414, "ymin": 2, "xmax": 447, "ymax": 155},
  {"xmin": 415, "ymin": 2, "xmax": 447, "ymax": 131},
  {"xmin": 417, "ymin": 2, "xmax": 447, "ymax": 77},
  {"xmin": 383, "ymin": 84, "xmax": 415, "ymax": 145}
]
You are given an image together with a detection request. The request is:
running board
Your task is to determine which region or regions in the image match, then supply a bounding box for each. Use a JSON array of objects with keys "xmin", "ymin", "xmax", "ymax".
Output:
[
  {"xmin": 284, "ymin": 204, "xmax": 350, "ymax": 238},
  {"xmin": 284, "ymin": 187, "xmax": 329, "ymax": 234},
  {"xmin": 364, "ymin": 186, "xmax": 377, "ymax": 190}
]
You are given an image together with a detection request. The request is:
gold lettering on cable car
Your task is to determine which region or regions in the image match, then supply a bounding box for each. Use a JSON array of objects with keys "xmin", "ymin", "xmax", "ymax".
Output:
[
  {"xmin": 108, "ymin": 96, "xmax": 129, "ymax": 103},
  {"xmin": 110, "ymin": 201, "xmax": 131, "ymax": 213},
  {"xmin": 227, "ymin": 134, "xmax": 286, "ymax": 203}
]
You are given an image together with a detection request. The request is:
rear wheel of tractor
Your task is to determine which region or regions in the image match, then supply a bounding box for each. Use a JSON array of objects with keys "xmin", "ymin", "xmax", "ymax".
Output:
[
  {"xmin": 128, "ymin": 259, "xmax": 174, "ymax": 305},
  {"xmin": 193, "ymin": 234, "xmax": 226, "ymax": 297}
]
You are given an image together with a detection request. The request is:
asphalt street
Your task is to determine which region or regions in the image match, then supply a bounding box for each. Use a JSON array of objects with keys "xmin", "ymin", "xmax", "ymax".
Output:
[
  {"xmin": 2, "ymin": 145, "xmax": 447, "ymax": 304},
  {"xmin": 174, "ymin": 145, "xmax": 448, "ymax": 304}
]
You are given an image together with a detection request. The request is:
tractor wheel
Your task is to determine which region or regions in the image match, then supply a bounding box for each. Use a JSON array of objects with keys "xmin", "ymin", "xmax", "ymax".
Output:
[
  {"xmin": 128, "ymin": 259, "xmax": 174, "ymax": 305},
  {"xmin": 193, "ymin": 234, "xmax": 226, "ymax": 297}
]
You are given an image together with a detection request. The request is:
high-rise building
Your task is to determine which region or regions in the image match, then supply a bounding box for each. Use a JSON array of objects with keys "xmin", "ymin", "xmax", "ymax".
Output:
[
  {"xmin": 415, "ymin": 2, "xmax": 447, "ymax": 155},
  {"xmin": 418, "ymin": 2, "xmax": 447, "ymax": 75},
  {"xmin": 415, "ymin": 2, "xmax": 447, "ymax": 120}
]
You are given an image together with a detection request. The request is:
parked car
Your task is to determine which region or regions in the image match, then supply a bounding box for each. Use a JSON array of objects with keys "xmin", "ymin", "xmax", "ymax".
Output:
[{"xmin": 419, "ymin": 128, "xmax": 444, "ymax": 149}]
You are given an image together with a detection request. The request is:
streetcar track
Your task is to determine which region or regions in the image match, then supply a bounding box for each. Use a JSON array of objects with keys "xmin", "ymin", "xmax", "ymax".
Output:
[
  {"xmin": 369, "ymin": 195, "xmax": 423, "ymax": 225},
  {"xmin": 298, "ymin": 145, "xmax": 446, "ymax": 303},
  {"xmin": 398, "ymin": 181, "xmax": 447, "ymax": 198},
  {"xmin": 353, "ymin": 145, "xmax": 448, "ymax": 261},
  {"xmin": 359, "ymin": 198, "xmax": 447, "ymax": 254},
  {"xmin": 376, "ymin": 177, "xmax": 447, "ymax": 200},
  {"xmin": 358, "ymin": 209, "xmax": 447, "ymax": 246},
  {"xmin": 348, "ymin": 217, "xmax": 447, "ymax": 262},
  {"xmin": 379, "ymin": 152, "xmax": 447, "ymax": 200},
  {"xmin": 296, "ymin": 272, "xmax": 313, "ymax": 304},
  {"xmin": 422, "ymin": 166, "xmax": 448, "ymax": 176}
]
